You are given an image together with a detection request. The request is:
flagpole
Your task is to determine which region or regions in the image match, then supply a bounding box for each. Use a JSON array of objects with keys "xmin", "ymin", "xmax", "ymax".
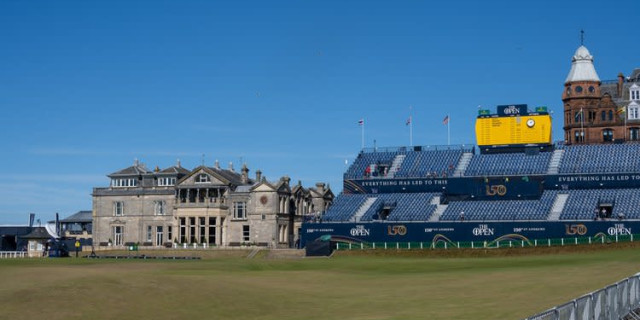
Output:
[
  {"xmin": 580, "ymin": 107, "xmax": 584, "ymax": 143},
  {"xmin": 409, "ymin": 106, "xmax": 413, "ymax": 147},
  {"xmin": 447, "ymin": 114, "xmax": 451, "ymax": 145},
  {"xmin": 361, "ymin": 120, "xmax": 365, "ymax": 149},
  {"xmin": 625, "ymin": 108, "xmax": 628, "ymax": 141}
]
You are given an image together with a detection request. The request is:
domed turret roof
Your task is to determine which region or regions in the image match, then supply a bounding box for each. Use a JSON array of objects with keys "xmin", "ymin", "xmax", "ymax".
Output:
[{"xmin": 565, "ymin": 45, "xmax": 600, "ymax": 83}]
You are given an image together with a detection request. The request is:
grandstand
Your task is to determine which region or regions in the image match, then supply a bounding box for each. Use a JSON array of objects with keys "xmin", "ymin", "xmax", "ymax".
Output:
[
  {"xmin": 303, "ymin": 141, "xmax": 640, "ymax": 246},
  {"xmin": 327, "ymin": 142, "xmax": 640, "ymax": 221},
  {"xmin": 302, "ymin": 102, "xmax": 640, "ymax": 246}
]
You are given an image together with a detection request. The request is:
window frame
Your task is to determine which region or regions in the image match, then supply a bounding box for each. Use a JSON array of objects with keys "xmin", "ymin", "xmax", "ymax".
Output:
[
  {"xmin": 196, "ymin": 174, "xmax": 211, "ymax": 184},
  {"xmin": 113, "ymin": 201, "xmax": 124, "ymax": 216},
  {"xmin": 158, "ymin": 177, "xmax": 176, "ymax": 186},
  {"xmin": 233, "ymin": 201, "xmax": 247, "ymax": 220},
  {"xmin": 242, "ymin": 225, "xmax": 250, "ymax": 242},
  {"xmin": 154, "ymin": 200, "xmax": 166, "ymax": 215},
  {"xmin": 603, "ymin": 128, "xmax": 614, "ymax": 142},
  {"xmin": 629, "ymin": 103, "xmax": 640, "ymax": 120},
  {"xmin": 112, "ymin": 178, "xmax": 138, "ymax": 188}
]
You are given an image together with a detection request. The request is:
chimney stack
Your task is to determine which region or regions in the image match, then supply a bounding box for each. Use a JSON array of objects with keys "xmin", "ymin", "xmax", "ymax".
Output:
[
  {"xmin": 256, "ymin": 170, "xmax": 262, "ymax": 182},
  {"xmin": 618, "ymin": 72, "xmax": 625, "ymax": 98},
  {"xmin": 315, "ymin": 182, "xmax": 325, "ymax": 192},
  {"xmin": 228, "ymin": 162, "xmax": 234, "ymax": 172},
  {"xmin": 241, "ymin": 163, "xmax": 249, "ymax": 184}
]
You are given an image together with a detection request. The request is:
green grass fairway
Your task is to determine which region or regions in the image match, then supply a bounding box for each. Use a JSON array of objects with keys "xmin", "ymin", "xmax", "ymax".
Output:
[{"xmin": 1, "ymin": 245, "xmax": 640, "ymax": 320}]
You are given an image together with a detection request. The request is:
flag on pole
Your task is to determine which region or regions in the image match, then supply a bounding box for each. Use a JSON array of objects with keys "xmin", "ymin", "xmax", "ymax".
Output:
[
  {"xmin": 617, "ymin": 106, "xmax": 626, "ymax": 115},
  {"xmin": 442, "ymin": 115, "xmax": 449, "ymax": 125},
  {"xmin": 406, "ymin": 116, "xmax": 411, "ymax": 126},
  {"xmin": 358, "ymin": 119, "xmax": 364, "ymax": 125}
]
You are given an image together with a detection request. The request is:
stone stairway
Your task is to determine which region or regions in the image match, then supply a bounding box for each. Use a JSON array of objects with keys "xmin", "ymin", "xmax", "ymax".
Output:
[
  {"xmin": 387, "ymin": 154, "xmax": 406, "ymax": 178},
  {"xmin": 547, "ymin": 149, "xmax": 565, "ymax": 175},
  {"xmin": 353, "ymin": 197, "xmax": 378, "ymax": 222},
  {"xmin": 453, "ymin": 152, "xmax": 473, "ymax": 177},
  {"xmin": 428, "ymin": 196, "xmax": 448, "ymax": 221},
  {"xmin": 547, "ymin": 193, "xmax": 569, "ymax": 221}
]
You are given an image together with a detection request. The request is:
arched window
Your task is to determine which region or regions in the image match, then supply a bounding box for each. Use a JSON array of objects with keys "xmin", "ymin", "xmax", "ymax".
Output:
[
  {"xmin": 609, "ymin": 110, "xmax": 613, "ymax": 121},
  {"xmin": 601, "ymin": 111, "xmax": 606, "ymax": 121},
  {"xmin": 603, "ymin": 129, "xmax": 614, "ymax": 142},
  {"xmin": 574, "ymin": 130, "xmax": 584, "ymax": 143}
]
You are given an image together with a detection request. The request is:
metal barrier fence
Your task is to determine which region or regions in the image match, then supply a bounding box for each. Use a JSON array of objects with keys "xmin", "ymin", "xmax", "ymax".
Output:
[
  {"xmin": 334, "ymin": 233, "xmax": 635, "ymax": 251},
  {"xmin": 525, "ymin": 273, "xmax": 640, "ymax": 320},
  {"xmin": 0, "ymin": 251, "xmax": 27, "ymax": 259}
]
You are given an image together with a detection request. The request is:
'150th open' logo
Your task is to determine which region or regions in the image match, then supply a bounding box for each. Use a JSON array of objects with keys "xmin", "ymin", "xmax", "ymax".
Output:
[
  {"xmin": 565, "ymin": 224, "xmax": 588, "ymax": 236},
  {"xmin": 388, "ymin": 225, "xmax": 407, "ymax": 236},
  {"xmin": 486, "ymin": 185, "xmax": 507, "ymax": 196}
]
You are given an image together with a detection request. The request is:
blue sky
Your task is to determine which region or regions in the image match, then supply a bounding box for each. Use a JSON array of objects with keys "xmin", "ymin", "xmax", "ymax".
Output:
[{"xmin": 1, "ymin": 0, "xmax": 639, "ymax": 224}]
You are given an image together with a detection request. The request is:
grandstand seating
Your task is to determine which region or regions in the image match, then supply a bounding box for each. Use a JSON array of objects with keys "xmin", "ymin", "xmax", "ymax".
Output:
[
  {"xmin": 439, "ymin": 191, "xmax": 558, "ymax": 221},
  {"xmin": 558, "ymin": 143, "xmax": 640, "ymax": 174},
  {"xmin": 559, "ymin": 188, "xmax": 640, "ymax": 220},
  {"xmin": 324, "ymin": 188, "xmax": 640, "ymax": 222},
  {"xmin": 394, "ymin": 150, "xmax": 462, "ymax": 178},
  {"xmin": 344, "ymin": 151, "xmax": 400, "ymax": 179},
  {"xmin": 464, "ymin": 152, "xmax": 553, "ymax": 176},
  {"xmin": 321, "ymin": 193, "xmax": 367, "ymax": 222},
  {"xmin": 344, "ymin": 146, "xmax": 469, "ymax": 179},
  {"xmin": 324, "ymin": 143, "xmax": 640, "ymax": 223},
  {"xmin": 322, "ymin": 193, "xmax": 438, "ymax": 222}
]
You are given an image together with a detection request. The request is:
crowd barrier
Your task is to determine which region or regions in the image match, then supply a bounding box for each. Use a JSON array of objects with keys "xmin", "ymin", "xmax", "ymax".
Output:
[
  {"xmin": 0, "ymin": 251, "xmax": 27, "ymax": 259},
  {"xmin": 526, "ymin": 273, "xmax": 640, "ymax": 320},
  {"xmin": 333, "ymin": 233, "xmax": 636, "ymax": 251}
]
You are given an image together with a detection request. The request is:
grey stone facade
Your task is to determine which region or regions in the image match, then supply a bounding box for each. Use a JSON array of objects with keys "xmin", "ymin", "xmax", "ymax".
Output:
[{"xmin": 92, "ymin": 160, "xmax": 333, "ymax": 248}]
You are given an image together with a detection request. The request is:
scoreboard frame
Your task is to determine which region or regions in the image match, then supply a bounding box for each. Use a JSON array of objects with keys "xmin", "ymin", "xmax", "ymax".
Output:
[{"xmin": 475, "ymin": 112, "xmax": 552, "ymax": 148}]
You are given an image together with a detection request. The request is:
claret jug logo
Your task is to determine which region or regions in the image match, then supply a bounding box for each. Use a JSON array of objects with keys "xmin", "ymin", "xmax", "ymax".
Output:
[
  {"xmin": 350, "ymin": 225, "xmax": 370, "ymax": 237},
  {"xmin": 608, "ymin": 224, "xmax": 631, "ymax": 236},
  {"xmin": 565, "ymin": 224, "xmax": 588, "ymax": 236},
  {"xmin": 472, "ymin": 224, "xmax": 494, "ymax": 236},
  {"xmin": 387, "ymin": 225, "xmax": 407, "ymax": 236}
]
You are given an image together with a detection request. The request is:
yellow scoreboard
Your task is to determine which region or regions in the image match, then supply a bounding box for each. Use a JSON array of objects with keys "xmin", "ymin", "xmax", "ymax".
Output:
[{"xmin": 475, "ymin": 115, "xmax": 552, "ymax": 146}]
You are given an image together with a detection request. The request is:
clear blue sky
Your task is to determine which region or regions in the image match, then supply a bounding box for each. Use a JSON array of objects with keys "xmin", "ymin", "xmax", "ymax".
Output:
[{"xmin": 1, "ymin": 0, "xmax": 639, "ymax": 224}]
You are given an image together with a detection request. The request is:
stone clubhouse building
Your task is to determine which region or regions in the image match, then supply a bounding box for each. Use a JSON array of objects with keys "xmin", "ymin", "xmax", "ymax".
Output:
[{"xmin": 92, "ymin": 160, "xmax": 333, "ymax": 248}]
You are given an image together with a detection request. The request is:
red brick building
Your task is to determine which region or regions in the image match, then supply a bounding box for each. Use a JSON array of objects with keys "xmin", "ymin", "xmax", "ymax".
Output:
[{"xmin": 563, "ymin": 45, "xmax": 640, "ymax": 144}]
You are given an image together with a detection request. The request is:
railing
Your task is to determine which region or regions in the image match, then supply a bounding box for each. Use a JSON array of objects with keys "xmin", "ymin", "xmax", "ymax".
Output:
[
  {"xmin": 360, "ymin": 144, "xmax": 475, "ymax": 154},
  {"xmin": 333, "ymin": 233, "xmax": 636, "ymax": 250},
  {"xmin": 0, "ymin": 251, "xmax": 27, "ymax": 259},
  {"xmin": 525, "ymin": 273, "xmax": 640, "ymax": 320}
]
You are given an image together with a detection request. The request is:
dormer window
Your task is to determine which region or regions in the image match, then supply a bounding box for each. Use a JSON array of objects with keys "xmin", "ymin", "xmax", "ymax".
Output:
[
  {"xmin": 158, "ymin": 177, "xmax": 176, "ymax": 186},
  {"xmin": 112, "ymin": 178, "xmax": 137, "ymax": 188},
  {"xmin": 631, "ymin": 87, "xmax": 640, "ymax": 101},
  {"xmin": 196, "ymin": 174, "xmax": 210, "ymax": 183}
]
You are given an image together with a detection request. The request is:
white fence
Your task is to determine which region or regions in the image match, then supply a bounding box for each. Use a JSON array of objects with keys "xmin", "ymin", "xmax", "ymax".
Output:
[
  {"xmin": 526, "ymin": 273, "xmax": 640, "ymax": 320},
  {"xmin": 0, "ymin": 251, "xmax": 27, "ymax": 259}
]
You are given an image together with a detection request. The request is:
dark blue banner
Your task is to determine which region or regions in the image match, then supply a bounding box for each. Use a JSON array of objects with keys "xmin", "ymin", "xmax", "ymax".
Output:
[
  {"xmin": 544, "ymin": 173, "xmax": 640, "ymax": 189},
  {"xmin": 447, "ymin": 176, "xmax": 543, "ymax": 200},
  {"xmin": 344, "ymin": 178, "xmax": 448, "ymax": 194},
  {"xmin": 344, "ymin": 173, "xmax": 640, "ymax": 196},
  {"xmin": 496, "ymin": 104, "xmax": 528, "ymax": 116},
  {"xmin": 301, "ymin": 221, "xmax": 639, "ymax": 247}
]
